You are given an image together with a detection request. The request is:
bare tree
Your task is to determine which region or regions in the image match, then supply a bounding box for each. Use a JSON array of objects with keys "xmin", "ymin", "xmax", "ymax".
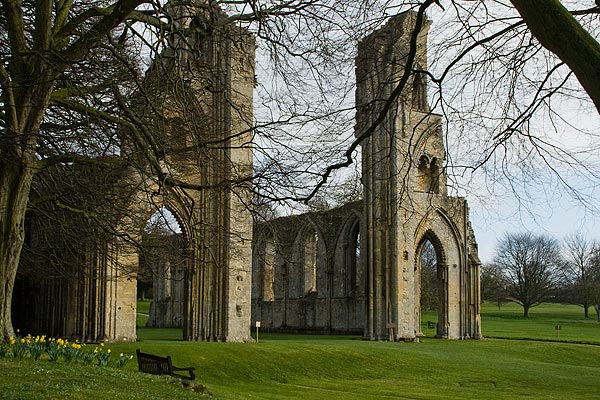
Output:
[
  {"xmin": 494, "ymin": 232, "xmax": 562, "ymax": 317},
  {"xmin": 587, "ymin": 247, "xmax": 600, "ymax": 321},
  {"xmin": 562, "ymin": 234, "xmax": 599, "ymax": 318},
  {"xmin": 249, "ymin": 1, "xmax": 600, "ymax": 206},
  {"xmin": 0, "ymin": 0, "xmax": 301, "ymax": 339}
]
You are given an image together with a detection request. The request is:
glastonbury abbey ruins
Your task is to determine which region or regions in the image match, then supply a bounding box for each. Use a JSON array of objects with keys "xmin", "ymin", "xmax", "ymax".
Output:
[{"xmin": 13, "ymin": 7, "xmax": 482, "ymax": 342}]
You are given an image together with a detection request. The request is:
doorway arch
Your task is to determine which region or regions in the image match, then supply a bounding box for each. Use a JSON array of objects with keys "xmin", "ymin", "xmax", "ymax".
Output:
[{"xmin": 415, "ymin": 230, "xmax": 447, "ymax": 338}]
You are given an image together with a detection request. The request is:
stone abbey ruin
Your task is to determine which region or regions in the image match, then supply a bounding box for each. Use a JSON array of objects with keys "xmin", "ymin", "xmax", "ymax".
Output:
[{"xmin": 13, "ymin": 8, "xmax": 482, "ymax": 342}]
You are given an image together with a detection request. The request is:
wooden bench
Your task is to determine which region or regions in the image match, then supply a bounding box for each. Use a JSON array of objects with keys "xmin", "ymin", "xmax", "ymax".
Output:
[{"xmin": 136, "ymin": 349, "xmax": 196, "ymax": 381}]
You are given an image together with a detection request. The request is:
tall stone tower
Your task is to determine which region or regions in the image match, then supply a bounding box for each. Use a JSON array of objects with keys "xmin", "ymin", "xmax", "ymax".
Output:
[
  {"xmin": 159, "ymin": 1, "xmax": 255, "ymax": 342},
  {"xmin": 357, "ymin": 12, "xmax": 481, "ymax": 341}
]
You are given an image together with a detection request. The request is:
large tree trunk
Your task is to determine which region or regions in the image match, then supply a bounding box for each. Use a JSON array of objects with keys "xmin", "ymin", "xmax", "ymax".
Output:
[
  {"xmin": 0, "ymin": 73, "xmax": 53, "ymax": 340},
  {"xmin": 0, "ymin": 159, "xmax": 35, "ymax": 340},
  {"xmin": 510, "ymin": 0, "xmax": 600, "ymax": 113}
]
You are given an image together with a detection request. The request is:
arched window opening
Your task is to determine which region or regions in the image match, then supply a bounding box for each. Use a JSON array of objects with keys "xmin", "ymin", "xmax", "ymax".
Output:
[
  {"xmin": 429, "ymin": 157, "xmax": 440, "ymax": 194},
  {"xmin": 417, "ymin": 155, "xmax": 431, "ymax": 192},
  {"xmin": 139, "ymin": 207, "xmax": 187, "ymax": 329},
  {"xmin": 346, "ymin": 221, "xmax": 360, "ymax": 295},
  {"xmin": 417, "ymin": 155, "xmax": 440, "ymax": 194},
  {"xmin": 303, "ymin": 230, "xmax": 319, "ymax": 295},
  {"xmin": 412, "ymin": 72, "xmax": 427, "ymax": 111},
  {"xmin": 420, "ymin": 240, "xmax": 439, "ymax": 313},
  {"xmin": 261, "ymin": 236, "xmax": 275, "ymax": 301}
]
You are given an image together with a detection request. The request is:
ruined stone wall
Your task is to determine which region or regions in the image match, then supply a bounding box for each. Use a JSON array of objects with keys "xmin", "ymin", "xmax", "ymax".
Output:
[
  {"xmin": 251, "ymin": 11, "xmax": 481, "ymax": 341},
  {"xmin": 13, "ymin": 9, "xmax": 481, "ymax": 344},
  {"xmin": 251, "ymin": 202, "xmax": 365, "ymax": 334}
]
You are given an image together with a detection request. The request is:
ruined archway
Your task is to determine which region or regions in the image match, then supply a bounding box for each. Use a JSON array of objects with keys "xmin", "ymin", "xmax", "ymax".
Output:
[
  {"xmin": 329, "ymin": 211, "xmax": 364, "ymax": 333},
  {"xmin": 139, "ymin": 207, "xmax": 188, "ymax": 332},
  {"xmin": 292, "ymin": 221, "xmax": 327, "ymax": 298},
  {"xmin": 333, "ymin": 213, "xmax": 361, "ymax": 299},
  {"xmin": 252, "ymin": 229, "xmax": 276, "ymax": 302},
  {"xmin": 414, "ymin": 208, "xmax": 467, "ymax": 339},
  {"xmin": 415, "ymin": 229, "xmax": 447, "ymax": 338}
]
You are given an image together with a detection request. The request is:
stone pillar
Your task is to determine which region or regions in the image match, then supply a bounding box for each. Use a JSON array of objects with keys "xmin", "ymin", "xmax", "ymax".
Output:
[
  {"xmin": 104, "ymin": 240, "xmax": 137, "ymax": 342},
  {"xmin": 357, "ymin": 12, "xmax": 431, "ymax": 341},
  {"xmin": 181, "ymin": 11, "xmax": 255, "ymax": 342}
]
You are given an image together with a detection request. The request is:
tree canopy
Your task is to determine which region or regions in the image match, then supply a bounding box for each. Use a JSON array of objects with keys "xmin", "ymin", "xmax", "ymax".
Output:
[{"xmin": 494, "ymin": 232, "xmax": 562, "ymax": 317}]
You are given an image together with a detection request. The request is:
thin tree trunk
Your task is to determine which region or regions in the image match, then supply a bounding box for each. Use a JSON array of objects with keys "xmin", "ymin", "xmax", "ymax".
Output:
[
  {"xmin": 523, "ymin": 305, "xmax": 529, "ymax": 318},
  {"xmin": 584, "ymin": 305, "xmax": 589, "ymax": 319}
]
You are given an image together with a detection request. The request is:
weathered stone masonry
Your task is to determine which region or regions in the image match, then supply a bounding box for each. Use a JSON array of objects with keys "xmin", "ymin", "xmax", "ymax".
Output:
[
  {"xmin": 252, "ymin": 202, "xmax": 365, "ymax": 334},
  {"xmin": 13, "ymin": 10, "xmax": 480, "ymax": 342},
  {"xmin": 252, "ymin": 12, "xmax": 482, "ymax": 340}
]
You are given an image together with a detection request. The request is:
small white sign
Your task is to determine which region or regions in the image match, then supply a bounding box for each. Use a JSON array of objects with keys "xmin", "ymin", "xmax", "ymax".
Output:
[{"xmin": 255, "ymin": 321, "xmax": 261, "ymax": 328}]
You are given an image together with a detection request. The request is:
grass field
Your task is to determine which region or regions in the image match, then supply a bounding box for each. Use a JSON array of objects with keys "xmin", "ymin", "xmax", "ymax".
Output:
[
  {"xmin": 480, "ymin": 302, "xmax": 600, "ymax": 342},
  {"xmin": 136, "ymin": 299, "xmax": 151, "ymax": 327},
  {"xmin": 2, "ymin": 302, "xmax": 600, "ymax": 399}
]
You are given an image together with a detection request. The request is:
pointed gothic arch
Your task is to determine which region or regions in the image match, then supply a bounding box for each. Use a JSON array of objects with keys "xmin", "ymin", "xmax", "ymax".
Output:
[
  {"xmin": 413, "ymin": 207, "xmax": 465, "ymax": 339},
  {"xmin": 414, "ymin": 229, "xmax": 447, "ymax": 338},
  {"xmin": 292, "ymin": 220, "xmax": 327, "ymax": 297},
  {"xmin": 251, "ymin": 228, "xmax": 276, "ymax": 302},
  {"xmin": 333, "ymin": 212, "xmax": 362, "ymax": 299}
]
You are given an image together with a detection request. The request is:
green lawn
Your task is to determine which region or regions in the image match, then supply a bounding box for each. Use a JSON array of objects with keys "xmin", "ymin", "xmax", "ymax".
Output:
[
  {"xmin": 481, "ymin": 302, "xmax": 600, "ymax": 343},
  {"xmin": 2, "ymin": 302, "xmax": 600, "ymax": 399},
  {"xmin": 137, "ymin": 299, "xmax": 151, "ymax": 315},
  {"xmin": 136, "ymin": 299, "xmax": 151, "ymax": 327}
]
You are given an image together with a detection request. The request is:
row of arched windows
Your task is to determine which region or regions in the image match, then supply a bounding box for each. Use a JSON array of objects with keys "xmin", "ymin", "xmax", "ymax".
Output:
[{"xmin": 253, "ymin": 217, "xmax": 361, "ymax": 301}]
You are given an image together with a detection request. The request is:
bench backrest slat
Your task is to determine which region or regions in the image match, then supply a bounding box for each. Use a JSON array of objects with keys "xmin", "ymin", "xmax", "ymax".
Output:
[{"xmin": 136, "ymin": 350, "xmax": 174, "ymax": 376}]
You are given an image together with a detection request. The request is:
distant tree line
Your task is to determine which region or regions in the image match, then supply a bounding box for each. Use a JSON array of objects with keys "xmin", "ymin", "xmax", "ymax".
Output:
[{"xmin": 481, "ymin": 232, "xmax": 600, "ymax": 319}]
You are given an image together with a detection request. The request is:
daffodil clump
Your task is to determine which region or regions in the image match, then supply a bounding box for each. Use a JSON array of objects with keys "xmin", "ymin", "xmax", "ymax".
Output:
[
  {"xmin": 1, "ymin": 331, "xmax": 132, "ymax": 369},
  {"xmin": 94, "ymin": 342, "xmax": 112, "ymax": 366}
]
